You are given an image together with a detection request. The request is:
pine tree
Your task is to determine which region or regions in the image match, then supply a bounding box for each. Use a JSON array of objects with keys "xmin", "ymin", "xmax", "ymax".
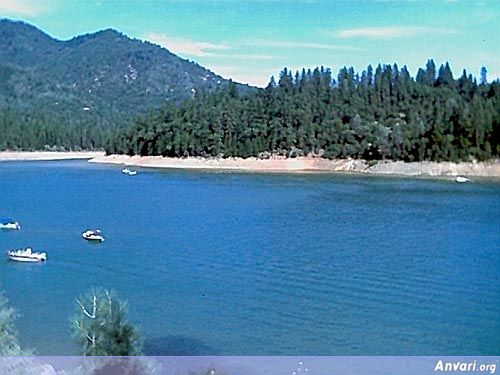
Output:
[
  {"xmin": 71, "ymin": 288, "xmax": 142, "ymax": 356},
  {"xmin": 480, "ymin": 66, "xmax": 488, "ymax": 85},
  {"xmin": 435, "ymin": 62, "xmax": 454, "ymax": 88}
]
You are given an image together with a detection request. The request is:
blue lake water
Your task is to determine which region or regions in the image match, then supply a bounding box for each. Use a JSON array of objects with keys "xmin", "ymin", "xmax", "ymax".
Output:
[{"xmin": 0, "ymin": 160, "xmax": 498, "ymax": 355}]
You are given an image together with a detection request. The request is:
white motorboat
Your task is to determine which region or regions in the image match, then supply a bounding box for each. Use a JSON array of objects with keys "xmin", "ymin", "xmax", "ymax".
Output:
[
  {"xmin": 82, "ymin": 229, "xmax": 105, "ymax": 242},
  {"xmin": 0, "ymin": 218, "xmax": 21, "ymax": 230},
  {"xmin": 456, "ymin": 176, "xmax": 469, "ymax": 183},
  {"xmin": 122, "ymin": 168, "xmax": 137, "ymax": 176},
  {"xmin": 7, "ymin": 248, "xmax": 46, "ymax": 262}
]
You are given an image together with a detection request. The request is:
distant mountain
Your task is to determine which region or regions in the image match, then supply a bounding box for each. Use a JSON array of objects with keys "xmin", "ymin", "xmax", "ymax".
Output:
[{"xmin": 0, "ymin": 19, "xmax": 248, "ymax": 126}]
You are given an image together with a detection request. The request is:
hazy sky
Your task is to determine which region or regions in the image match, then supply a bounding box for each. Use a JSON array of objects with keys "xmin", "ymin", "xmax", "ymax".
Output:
[{"xmin": 1, "ymin": 0, "xmax": 499, "ymax": 86}]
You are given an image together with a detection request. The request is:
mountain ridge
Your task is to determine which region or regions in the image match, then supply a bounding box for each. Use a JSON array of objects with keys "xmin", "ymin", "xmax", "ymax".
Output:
[{"xmin": 0, "ymin": 18, "xmax": 249, "ymax": 125}]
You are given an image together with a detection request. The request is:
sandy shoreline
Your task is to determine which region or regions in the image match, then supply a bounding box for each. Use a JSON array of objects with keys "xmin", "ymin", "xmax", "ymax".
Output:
[
  {"xmin": 1, "ymin": 151, "xmax": 497, "ymax": 177},
  {"xmin": 89, "ymin": 154, "xmax": 500, "ymax": 178},
  {"xmin": 0, "ymin": 151, "xmax": 105, "ymax": 161}
]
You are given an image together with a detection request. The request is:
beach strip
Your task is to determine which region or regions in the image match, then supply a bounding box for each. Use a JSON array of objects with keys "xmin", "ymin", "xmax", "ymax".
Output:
[
  {"xmin": 89, "ymin": 154, "xmax": 500, "ymax": 177},
  {"xmin": 0, "ymin": 151, "xmax": 105, "ymax": 161}
]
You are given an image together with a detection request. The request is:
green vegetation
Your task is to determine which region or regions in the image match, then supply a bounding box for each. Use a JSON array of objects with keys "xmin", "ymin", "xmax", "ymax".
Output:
[
  {"xmin": 107, "ymin": 61, "xmax": 499, "ymax": 162},
  {"xmin": 0, "ymin": 287, "xmax": 141, "ymax": 356},
  {"xmin": 71, "ymin": 288, "xmax": 142, "ymax": 356},
  {"xmin": 0, "ymin": 19, "xmax": 500, "ymax": 161},
  {"xmin": 0, "ymin": 17, "xmax": 498, "ymax": 162},
  {"xmin": 0, "ymin": 291, "xmax": 24, "ymax": 355},
  {"xmin": 0, "ymin": 19, "xmax": 246, "ymax": 151},
  {"xmin": 0, "ymin": 108, "xmax": 111, "ymax": 151}
]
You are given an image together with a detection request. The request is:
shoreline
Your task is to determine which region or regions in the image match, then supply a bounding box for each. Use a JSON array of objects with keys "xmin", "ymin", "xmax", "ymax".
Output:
[
  {"xmin": 89, "ymin": 154, "xmax": 500, "ymax": 178},
  {"xmin": 0, "ymin": 151, "xmax": 105, "ymax": 161}
]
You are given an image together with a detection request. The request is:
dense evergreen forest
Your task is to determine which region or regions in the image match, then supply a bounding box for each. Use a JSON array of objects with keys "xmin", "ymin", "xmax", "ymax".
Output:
[
  {"xmin": 0, "ymin": 108, "xmax": 112, "ymax": 151},
  {"xmin": 1, "ymin": 59, "xmax": 499, "ymax": 162},
  {"xmin": 107, "ymin": 60, "xmax": 499, "ymax": 162}
]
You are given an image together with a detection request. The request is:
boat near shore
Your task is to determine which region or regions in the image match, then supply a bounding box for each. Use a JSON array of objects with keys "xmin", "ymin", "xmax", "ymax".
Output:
[
  {"xmin": 0, "ymin": 218, "xmax": 21, "ymax": 230},
  {"xmin": 456, "ymin": 176, "xmax": 469, "ymax": 183},
  {"xmin": 122, "ymin": 168, "xmax": 137, "ymax": 176},
  {"xmin": 7, "ymin": 248, "xmax": 47, "ymax": 262},
  {"xmin": 82, "ymin": 229, "xmax": 105, "ymax": 242}
]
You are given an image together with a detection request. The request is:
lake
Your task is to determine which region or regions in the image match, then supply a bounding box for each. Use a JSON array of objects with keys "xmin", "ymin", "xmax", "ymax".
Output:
[{"xmin": 0, "ymin": 160, "xmax": 498, "ymax": 355}]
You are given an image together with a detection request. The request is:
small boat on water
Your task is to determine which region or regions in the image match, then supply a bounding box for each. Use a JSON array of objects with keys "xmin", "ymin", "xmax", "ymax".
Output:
[
  {"xmin": 7, "ymin": 248, "xmax": 46, "ymax": 262},
  {"xmin": 0, "ymin": 218, "xmax": 21, "ymax": 230},
  {"xmin": 122, "ymin": 168, "xmax": 137, "ymax": 176},
  {"xmin": 456, "ymin": 176, "xmax": 469, "ymax": 183},
  {"xmin": 82, "ymin": 229, "xmax": 105, "ymax": 242}
]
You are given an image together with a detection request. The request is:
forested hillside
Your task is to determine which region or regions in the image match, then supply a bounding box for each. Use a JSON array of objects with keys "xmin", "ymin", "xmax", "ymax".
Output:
[
  {"xmin": 107, "ymin": 60, "xmax": 499, "ymax": 162},
  {"xmin": 1, "ymin": 19, "xmax": 498, "ymax": 161},
  {"xmin": 0, "ymin": 19, "xmax": 246, "ymax": 150}
]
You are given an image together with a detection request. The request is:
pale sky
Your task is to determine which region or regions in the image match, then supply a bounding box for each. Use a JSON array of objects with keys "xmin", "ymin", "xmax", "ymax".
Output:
[{"xmin": 1, "ymin": 0, "xmax": 499, "ymax": 87}]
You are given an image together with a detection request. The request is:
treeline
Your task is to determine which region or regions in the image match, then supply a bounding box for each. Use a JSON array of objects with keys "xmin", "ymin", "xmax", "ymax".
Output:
[
  {"xmin": 106, "ymin": 60, "xmax": 499, "ymax": 162},
  {"xmin": 0, "ymin": 108, "xmax": 112, "ymax": 151}
]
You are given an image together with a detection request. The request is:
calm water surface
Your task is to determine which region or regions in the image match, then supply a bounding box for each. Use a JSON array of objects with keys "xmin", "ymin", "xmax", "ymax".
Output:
[{"xmin": 0, "ymin": 161, "xmax": 498, "ymax": 355}]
